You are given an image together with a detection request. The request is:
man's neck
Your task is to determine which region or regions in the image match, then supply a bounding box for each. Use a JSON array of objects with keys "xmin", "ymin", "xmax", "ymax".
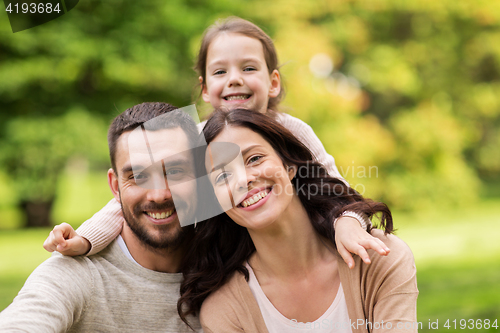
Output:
[{"xmin": 120, "ymin": 224, "xmax": 185, "ymax": 273}]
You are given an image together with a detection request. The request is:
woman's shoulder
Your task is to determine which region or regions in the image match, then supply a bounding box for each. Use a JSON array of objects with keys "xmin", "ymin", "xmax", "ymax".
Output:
[
  {"xmin": 359, "ymin": 229, "xmax": 418, "ymax": 292},
  {"xmin": 200, "ymin": 271, "xmax": 268, "ymax": 333},
  {"xmin": 200, "ymin": 272, "xmax": 243, "ymax": 314},
  {"xmin": 369, "ymin": 229, "xmax": 415, "ymax": 263}
]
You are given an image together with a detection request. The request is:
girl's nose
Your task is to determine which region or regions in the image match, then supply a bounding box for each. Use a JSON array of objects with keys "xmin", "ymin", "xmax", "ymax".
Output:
[{"xmin": 227, "ymin": 70, "xmax": 244, "ymax": 87}]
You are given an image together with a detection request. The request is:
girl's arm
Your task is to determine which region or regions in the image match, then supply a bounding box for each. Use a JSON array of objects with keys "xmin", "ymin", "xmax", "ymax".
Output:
[
  {"xmin": 278, "ymin": 113, "xmax": 390, "ymax": 267},
  {"xmin": 43, "ymin": 198, "xmax": 124, "ymax": 256}
]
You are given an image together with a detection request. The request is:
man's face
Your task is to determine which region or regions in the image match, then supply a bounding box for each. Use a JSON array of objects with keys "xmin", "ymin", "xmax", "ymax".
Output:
[{"xmin": 108, "ymin": 127, "xmax": 196, "ymax": 250}]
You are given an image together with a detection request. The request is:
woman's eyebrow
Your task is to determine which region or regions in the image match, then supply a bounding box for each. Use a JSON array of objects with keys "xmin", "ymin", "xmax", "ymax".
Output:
[
  {"xmin": 208, "ymin": 144, "xmax": 262, "ymax": 172},
  {"xmin": 241, "ymin": 144, "xmax": 262, "ymax": 156}
]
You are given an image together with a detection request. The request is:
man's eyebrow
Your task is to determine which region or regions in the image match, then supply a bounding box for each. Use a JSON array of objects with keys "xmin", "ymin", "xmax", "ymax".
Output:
[
  {"xmin": 122, "ymin": 156, "xmax": 192, "ymax": 175},
  {"xmin": 163, "ymin": 157, "xmax": 191, "ymax": 168},
  {"xmin": 121, "ymin": 164, "xmax": 144, "ymax": 174}
]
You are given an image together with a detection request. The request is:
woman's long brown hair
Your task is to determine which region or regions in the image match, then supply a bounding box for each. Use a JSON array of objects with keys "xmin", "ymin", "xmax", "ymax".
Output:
[{"xmin": 178, "ymin": 108, "xmax": 393, "ymax": 328}]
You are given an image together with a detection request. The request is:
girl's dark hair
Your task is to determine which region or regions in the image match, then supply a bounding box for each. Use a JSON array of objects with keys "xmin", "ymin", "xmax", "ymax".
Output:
[
  {"xmin": 195, "ymin": 17, "xmax": 285, "ymax": 111},
  {"xmin": 178, "ymin": 108, "xmax": 393, "ymax": 327}
]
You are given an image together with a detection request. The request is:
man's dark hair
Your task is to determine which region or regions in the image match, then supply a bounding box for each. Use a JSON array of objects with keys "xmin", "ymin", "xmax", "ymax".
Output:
[{"xmin": 108, "ymin": 102, "xmax": 199, "ymax": 172}]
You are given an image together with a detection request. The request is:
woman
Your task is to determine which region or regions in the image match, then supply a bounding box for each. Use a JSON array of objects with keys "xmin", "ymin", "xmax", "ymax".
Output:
[{"xmin": 179, "ymin": 108, "xmax": 418, "ymax": 332}]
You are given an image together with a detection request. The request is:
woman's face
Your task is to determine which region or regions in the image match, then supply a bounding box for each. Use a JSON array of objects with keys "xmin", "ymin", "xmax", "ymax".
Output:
[{"xmin": 206, "ymin": 125, "xmax": 296, "ymax": 230}]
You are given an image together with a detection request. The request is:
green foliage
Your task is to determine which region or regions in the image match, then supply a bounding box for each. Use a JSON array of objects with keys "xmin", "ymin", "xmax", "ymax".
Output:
[
  {"xmin": 254, "ymin": 0, "xmax": 500, "ymax": 209},
  {"xmin": 0, "ymin": 109, "xmax": 108, "ymax": 202},
  {"xmin": 0, "ymin": 0, "xmax": 499, "ymax": 214}
]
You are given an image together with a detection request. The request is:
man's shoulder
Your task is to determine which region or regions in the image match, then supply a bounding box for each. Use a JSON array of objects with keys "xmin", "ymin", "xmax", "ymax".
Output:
[{"xmin": 28, "ymin": 252, "xmax": 96, "ymax": 286}]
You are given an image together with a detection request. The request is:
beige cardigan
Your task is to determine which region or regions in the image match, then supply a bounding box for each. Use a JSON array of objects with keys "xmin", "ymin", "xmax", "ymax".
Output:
[{"xmin": 200, "ymin": 230, "xmax": 418, "ymax": 333}]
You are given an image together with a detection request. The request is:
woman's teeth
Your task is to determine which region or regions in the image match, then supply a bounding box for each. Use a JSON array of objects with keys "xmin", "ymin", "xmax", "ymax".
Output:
[
  {"xmin": 225, "ymin": 95, "xmax": 250, "ymax": 101},
  {"xmin": 147, "ymin": 209, "xmax": 175, "ymax": 219},
  {"xmin": 241, "ymin": 190, "xmax": 269, "ymax": 208}
]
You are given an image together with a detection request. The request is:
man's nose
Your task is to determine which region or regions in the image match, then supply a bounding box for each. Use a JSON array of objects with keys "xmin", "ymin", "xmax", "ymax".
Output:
[
  {"xmin": 146, "ymin": 185, "xmax": 172, "ymax": 203},
  {"xmin": 146, "ymin": 171, "xmax": 172, "ymax": 203}
]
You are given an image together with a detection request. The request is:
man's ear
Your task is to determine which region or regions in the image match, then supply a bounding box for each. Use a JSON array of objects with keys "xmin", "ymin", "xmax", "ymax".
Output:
[
  {"xmin": 108, "ymin": 168, "xmax": 121, "ymax": 203},
  {"xmin": 200, "ymin": 76, "xmax": 210, "ymax": 103},
  {"xmin": 269, "ymin": 70, "xmax": 281, "ymax": 98}
]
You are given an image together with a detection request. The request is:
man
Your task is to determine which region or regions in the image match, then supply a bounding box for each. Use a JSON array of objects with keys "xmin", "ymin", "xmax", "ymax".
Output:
[{"xmin": 0, "ymin": 102, "xmax": 202, "ymax": 332}]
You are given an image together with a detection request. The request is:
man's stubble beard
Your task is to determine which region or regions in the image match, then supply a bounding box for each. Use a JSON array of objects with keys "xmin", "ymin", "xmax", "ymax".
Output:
[{"xmin": 120, "ymin": 196, "xmax": 189, "ymax": 252}]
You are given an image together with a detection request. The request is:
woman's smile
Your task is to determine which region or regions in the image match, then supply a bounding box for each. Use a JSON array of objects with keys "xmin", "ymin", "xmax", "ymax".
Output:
[{"xmin": 238, "ymin": 186, "xmax": 272, "ymax": 210}]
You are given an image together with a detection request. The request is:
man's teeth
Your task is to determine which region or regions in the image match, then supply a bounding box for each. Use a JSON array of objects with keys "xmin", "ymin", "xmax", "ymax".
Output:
[
  {"xmin": 147, "ymin": 209, "xmax": 175, "ymax": 219},
  {"xmin": 225, "ymin": 95, "xmax": 249, "ymax": 101},
  {"xmin": 241, "ymin": 191, "xmax": 269, "ymax": 208}
]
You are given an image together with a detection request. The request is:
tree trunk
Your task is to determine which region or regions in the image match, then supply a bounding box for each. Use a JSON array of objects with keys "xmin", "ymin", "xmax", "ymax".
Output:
[{"xmin": 20, "ymin": 199, "xmax": 54, "ymax": 228}]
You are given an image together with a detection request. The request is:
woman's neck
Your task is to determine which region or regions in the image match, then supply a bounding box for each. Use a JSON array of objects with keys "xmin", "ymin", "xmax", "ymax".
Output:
[{"xmin": 247, "ymin": 195, "xmax": 335, "ymax": 281}]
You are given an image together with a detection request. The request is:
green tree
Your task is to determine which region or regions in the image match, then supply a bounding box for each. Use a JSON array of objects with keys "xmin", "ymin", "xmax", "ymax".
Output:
[{"xmin": 0, "ymin": 109, "xmax": 108, "ymax": 227}]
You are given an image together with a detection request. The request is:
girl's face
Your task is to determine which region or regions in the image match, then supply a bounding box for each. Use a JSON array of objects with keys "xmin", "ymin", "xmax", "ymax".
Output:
[
  {"xmin": 206, "ymin": 126, "xmax": 296, "ymax": 230},
  {"xmin": 202, "ymin": 33, "xmax": 281, "ymax": 114}
]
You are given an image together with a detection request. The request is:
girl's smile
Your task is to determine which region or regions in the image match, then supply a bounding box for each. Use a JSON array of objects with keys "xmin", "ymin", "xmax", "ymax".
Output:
[{"xmin": 202, "ymin": 33, "xmax": 281, "ymax": 114}]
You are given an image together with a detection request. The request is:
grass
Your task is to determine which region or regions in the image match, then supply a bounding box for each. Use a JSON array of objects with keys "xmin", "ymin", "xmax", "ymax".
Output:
[
  {"xmin": 1, "ymin": 201, "xmax": 499, "ymax": 333},
  {"xmin": 0, "ymin": 228, "xmax": 52, "ymax": 310},
  {"xmin": 393, "ymin": 199, "xmax": 500, "ymax": 332}
]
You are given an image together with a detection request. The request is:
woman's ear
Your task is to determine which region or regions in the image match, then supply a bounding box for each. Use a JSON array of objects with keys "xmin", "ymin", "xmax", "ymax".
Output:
[
  {"xmin": 200, "ymin": 76, "xmax": 210, "ymax": 103},
  {"xmin": 286, "ymin": 164, "xmax": 297, "ymax": 180},
  {"xmin": 269, "ymin": 70, "xmax": 281, "ymax": 98}
]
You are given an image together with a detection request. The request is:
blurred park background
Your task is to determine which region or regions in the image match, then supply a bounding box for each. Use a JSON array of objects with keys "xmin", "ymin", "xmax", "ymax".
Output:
[{"xmin": 0, "ymin": 0, "xmax": 499, "ymax": 331}]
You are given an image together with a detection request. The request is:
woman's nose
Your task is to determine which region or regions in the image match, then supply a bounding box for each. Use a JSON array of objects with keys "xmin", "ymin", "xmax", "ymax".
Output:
[{"xmin": 245, "ymin": 168, "xmax": 258, "ymax": 187}]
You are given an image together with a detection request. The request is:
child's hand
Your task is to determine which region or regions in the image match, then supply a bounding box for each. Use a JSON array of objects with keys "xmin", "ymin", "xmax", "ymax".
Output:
[
  {"xmin": 43, "ymin": 223, "xmax": 91, "ymax": 256},
  {"xmin": 335, "ymin": 217, "xmax": 390, "ymax": 269}
]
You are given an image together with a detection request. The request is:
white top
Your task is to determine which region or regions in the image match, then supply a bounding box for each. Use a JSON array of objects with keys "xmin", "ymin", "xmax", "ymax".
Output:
[
  {"xmin": 116, "ymin": 234, "xmax": 139, "ymax": 265},
  {"xmin": 246, "ymin": 262, "xmax": 353, "ymax": 333}
]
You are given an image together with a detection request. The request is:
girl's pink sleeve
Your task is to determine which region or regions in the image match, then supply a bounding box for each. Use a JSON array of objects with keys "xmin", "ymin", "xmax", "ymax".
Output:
[
  {"xmin": 277, "ymin": 113, "xmax": 346, "ymax": 183},
  {"xmin": 76, "ymin": 198, "xmax": 124, "ymax": 256},
  {"xmin": 278, "ymin": 113, "xmax": 372, "ymax": 230}
]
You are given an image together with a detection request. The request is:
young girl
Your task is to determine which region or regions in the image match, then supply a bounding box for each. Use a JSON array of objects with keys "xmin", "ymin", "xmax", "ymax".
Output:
[{"xmin": 43, "ymin": 17, "xmax": 390, "ymax": 267}]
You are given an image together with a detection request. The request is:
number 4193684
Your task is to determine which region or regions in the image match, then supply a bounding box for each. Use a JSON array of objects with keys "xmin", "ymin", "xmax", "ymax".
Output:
[
  {"xmin": 6, "ymin": 2, "xmax": 61, "ymax": 14},
  {"xmin": 444, "ymin": 319, "xmax": 498, "ymax": 330}
]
